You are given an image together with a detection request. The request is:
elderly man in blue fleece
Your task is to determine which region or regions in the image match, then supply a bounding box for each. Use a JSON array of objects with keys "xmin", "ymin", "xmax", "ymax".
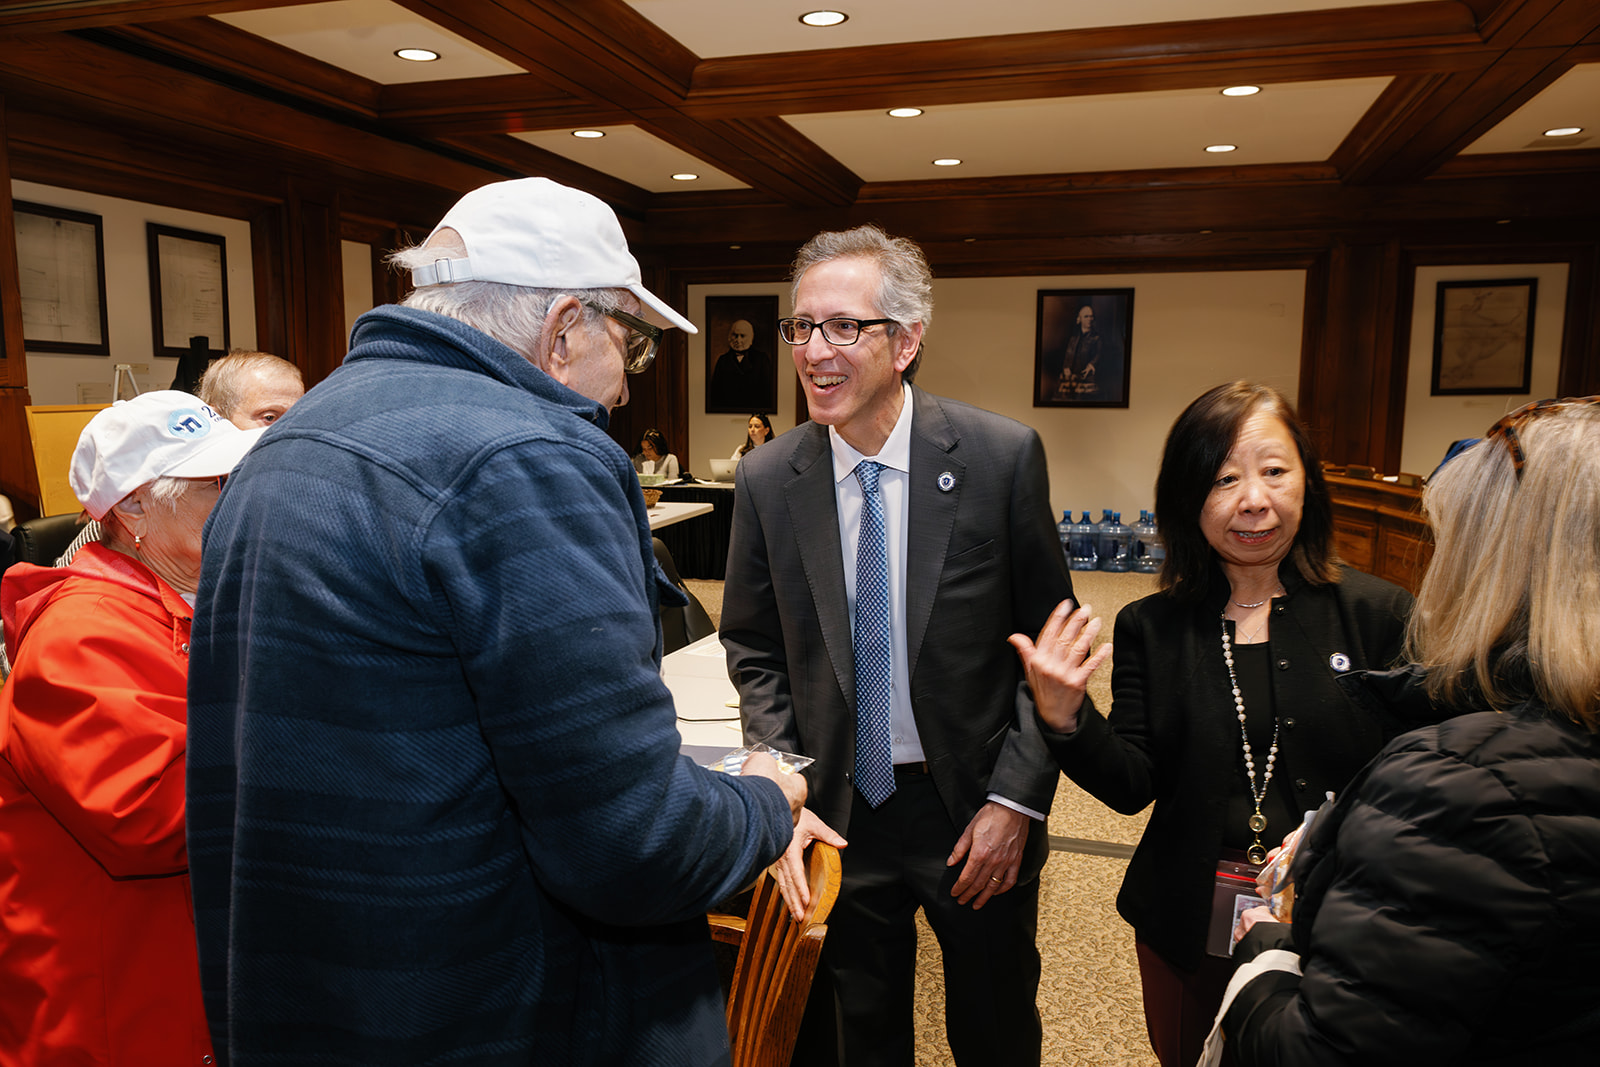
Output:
[{"xmin": 186, "ymin": 178, "xmax": 805, "ymax": 1067}]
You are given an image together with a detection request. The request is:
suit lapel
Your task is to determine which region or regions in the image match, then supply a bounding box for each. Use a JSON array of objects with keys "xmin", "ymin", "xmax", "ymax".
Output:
[
  {"xmin": 783, "ymin": 425, "xmax": 857, "ymax": 709},
  {"xmin": 906, "ymin": 388, "xmax": 962, "ymax": 680}
]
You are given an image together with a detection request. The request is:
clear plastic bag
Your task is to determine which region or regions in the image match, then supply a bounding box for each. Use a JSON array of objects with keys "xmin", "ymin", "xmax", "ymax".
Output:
[
  {"xmin": 704, "ymin": 741, "xmax": 814, "ymax": 776},
  {"xmin": 1256, "ymin": 802, "xmax": 1326, "ymax": 922}
]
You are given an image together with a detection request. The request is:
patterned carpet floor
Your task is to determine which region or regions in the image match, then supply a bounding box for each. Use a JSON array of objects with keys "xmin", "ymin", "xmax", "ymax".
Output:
[{"xmin": 686, "ymin": 568, "xmax": 1162, "ymax": 1066}]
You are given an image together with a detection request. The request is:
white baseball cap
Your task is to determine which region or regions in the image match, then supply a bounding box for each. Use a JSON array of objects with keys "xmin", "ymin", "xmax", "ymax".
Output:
[
  {"xmin": 69, "ymin": 391, "xmax": 265, "ymax": 520},
  {"xmin": 409, "ymin": 177, "xmax": 697, "ymax": 334}
]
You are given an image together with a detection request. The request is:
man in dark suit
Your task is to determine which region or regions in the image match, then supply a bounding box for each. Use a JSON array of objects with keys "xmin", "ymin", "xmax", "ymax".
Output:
[{"xmin": 721, "ymin": 224, "xmax": 1079, "ymax": 1066}]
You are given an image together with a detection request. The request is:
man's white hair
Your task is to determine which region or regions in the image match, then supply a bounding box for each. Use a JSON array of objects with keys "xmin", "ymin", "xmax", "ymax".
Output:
[{"xmin": 388, "ymin": 244, "xmax": 626, "ymax": 363}]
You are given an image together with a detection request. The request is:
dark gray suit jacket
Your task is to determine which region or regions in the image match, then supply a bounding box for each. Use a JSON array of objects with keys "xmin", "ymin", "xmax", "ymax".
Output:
[{"xmin": 721, "ymin": 387, "xmax": 1077, "ymax": 872}]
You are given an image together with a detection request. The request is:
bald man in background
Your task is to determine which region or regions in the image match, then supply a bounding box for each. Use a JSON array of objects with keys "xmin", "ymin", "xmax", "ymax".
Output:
[{"xmin": 708, "ymin": 318, "xmax": 774, "ymax": 411}]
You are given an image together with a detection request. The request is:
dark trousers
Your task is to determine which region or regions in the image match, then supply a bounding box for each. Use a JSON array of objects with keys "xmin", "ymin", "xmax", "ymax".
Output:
[
  {"xmin": 802, "ymin": 770, "xmax": 1042, "ymax": 1067},
  {"xmin": 1135, "ymin": 939, "xmax": 1237, "ymax": 1067}
]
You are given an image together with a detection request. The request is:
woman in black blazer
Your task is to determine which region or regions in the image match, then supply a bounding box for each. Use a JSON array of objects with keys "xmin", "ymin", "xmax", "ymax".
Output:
[{"xmin": 1011, "ymin": 381, "xmax": 1414, "ymax": 1067}]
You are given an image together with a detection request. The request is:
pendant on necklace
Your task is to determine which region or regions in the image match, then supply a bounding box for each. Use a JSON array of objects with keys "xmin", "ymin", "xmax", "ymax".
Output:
[
  {"xmin": 1248, "ymin": 842, "xmax": 1268, "ymax": 864},
  {"xmin": 1248, "ymin": 812, "xmax": 1268, "ymax": 833}
]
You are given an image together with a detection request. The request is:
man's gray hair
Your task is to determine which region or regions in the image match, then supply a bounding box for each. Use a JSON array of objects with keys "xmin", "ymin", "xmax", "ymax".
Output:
[
  {"xmin": 388, "ymin": 245, "xmax": 624, "ymax": 362},
  {"xmin": 197, "ymin": 350, "xmax": 303, "ymax": 420},
  {"xmin": 790, "ymin": 224, "xmax": 934, "ymax": 334}
]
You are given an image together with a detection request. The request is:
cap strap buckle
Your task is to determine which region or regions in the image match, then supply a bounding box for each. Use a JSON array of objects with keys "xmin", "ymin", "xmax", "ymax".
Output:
[{"xmin": 412, "ymin": 256, "xmax": 476, "ymax": 287}]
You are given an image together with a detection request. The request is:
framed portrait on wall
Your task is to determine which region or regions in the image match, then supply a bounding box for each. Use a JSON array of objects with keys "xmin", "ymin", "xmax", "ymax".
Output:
[
  {"xmin": 705, "ymin": 294, "xmax": 779, "ymax": 414},
  {"xmin": 147, "ymin": 222, "xmax": 231, "ymax": 359},
  {"xmin": 1034, "ymin": 288, "xmax": 1134, "ymax": 408},
  {"xmin": 1430, "ymin": 277, "xmax": 1537, "ymax": 395},
  {"xmin": 14, "ymin": 201, "xmax": 111, "ymax": 355}
]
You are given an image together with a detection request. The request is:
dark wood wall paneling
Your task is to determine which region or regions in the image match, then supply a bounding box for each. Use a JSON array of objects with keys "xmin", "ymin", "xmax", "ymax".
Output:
[
  {"xmin": 0, "ymin": 95, "xmax": 37, "ymax": 513},
  {"xmin": 0, "ymin": 0, "xmax": 1595, "ymax": 498}
]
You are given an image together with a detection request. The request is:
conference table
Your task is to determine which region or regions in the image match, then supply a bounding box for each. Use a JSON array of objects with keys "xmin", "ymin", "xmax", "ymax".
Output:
[
  {"xmin": 664, "ymin": 632, "xmax": 745, "ymax": 765},
  {"xmin": 655, "ymin": 481, "xmax": 735, "ymax": 579},
  {"xmin": 648, "ymin": 499, "xmax": 713, "ymax": 530}
]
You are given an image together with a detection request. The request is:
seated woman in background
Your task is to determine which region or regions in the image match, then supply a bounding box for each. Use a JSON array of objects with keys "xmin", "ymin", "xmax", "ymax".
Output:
[
  {"xmin": 0, "ymin": 391, "xmax": 262, "ymax": 1065},
  {"xmin": 1010, "ymin": 380, "xmax": 1415, "ymax": 1067},
  {"xmin": 633, "ymin": 428, "xmax": 680, "ymax": 480},
  {"xmin": 731, "ymin": 412, "xmax": 773, "ymax": 462},
  {"xmin": 1216, "ymin": 396, "xmax": 1600, "ymax": 1066}
]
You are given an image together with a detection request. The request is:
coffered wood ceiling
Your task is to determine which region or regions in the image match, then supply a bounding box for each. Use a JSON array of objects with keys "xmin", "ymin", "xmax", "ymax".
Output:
[{"xmin": 0, "ymin": 0, "xmax": 1594, "ymax": 258}]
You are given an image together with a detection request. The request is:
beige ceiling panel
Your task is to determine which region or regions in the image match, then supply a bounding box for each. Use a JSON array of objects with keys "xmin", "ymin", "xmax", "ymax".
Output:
[
  {"xmin": 625, "ymin": 0, "xmax": 1406, "ymax": 58},
  {"xmin": 785, "ymin": 78, "xmax": 1392, "ymax": 181},
  {"xmin": 216, "ymin": 0, "xmax": 524, "ymax": 84},
  {"xmin": 1462, "ymin": 64, "xmax": 1600, "ymax": 154},
  {"xmin": 511, "ymin": 127, "xmax": 750, "ymax": 193}
]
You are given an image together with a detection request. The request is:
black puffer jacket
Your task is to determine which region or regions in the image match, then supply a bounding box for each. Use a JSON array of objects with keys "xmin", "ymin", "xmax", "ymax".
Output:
[{"xmin": 1225, "ymin": 690, "xmax": 1600, "ymax": 1066}]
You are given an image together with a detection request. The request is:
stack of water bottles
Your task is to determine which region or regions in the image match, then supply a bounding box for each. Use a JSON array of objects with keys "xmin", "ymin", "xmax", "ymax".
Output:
[
  {"xmin": 1057, "ymin": 509, "xmax": 1164, "ymax": 573},
  {"xmin": 1130, "ymin": 510, "xmax": 1164, "ymax": 573}
]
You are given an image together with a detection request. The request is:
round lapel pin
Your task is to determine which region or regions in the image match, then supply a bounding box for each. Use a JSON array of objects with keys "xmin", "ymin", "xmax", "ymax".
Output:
[
  {"xmin": 1329, "ymin": 652, "xmax": 1351, "ymax": 673},
  {"xmin": 937, "ymin": 471, "xmax": 955, "ymax": 492}
]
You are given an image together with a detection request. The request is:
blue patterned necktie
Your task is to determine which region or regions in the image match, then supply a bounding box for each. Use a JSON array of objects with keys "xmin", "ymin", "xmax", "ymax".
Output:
[{"xmin": 853, "ymin": 460, "xmax": 896, "ymax": 807}]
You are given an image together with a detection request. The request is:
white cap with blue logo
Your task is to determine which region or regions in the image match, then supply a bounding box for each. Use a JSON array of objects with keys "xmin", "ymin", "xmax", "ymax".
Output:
[{"xmin": 69, "ymin": 390, "xmax": 265, "ymax": 519}]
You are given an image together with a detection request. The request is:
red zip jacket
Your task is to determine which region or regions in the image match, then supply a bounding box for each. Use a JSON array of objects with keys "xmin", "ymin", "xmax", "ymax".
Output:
[{"xmin": 0, "ymin": 543, "xmax": 213, "ymax": 1066}]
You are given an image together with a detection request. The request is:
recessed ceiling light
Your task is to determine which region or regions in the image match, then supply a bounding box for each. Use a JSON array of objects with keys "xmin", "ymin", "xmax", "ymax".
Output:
[
  {"xmin": 730, "ymin": 244, "xmax": 742, "ymax": 250},
  {"xmin": 1205, "ymin": 144, "xmax": 1238, "ymax": 153},
  {"xmin": 800, "ymin": 10, "xmax": 848, "ymax": 27},
  {"xmin": 887, "ymin": 107, "xmax": 923, "ymax": 118},
  {"xmin": 572, "ymin": 129, "xmax": 605, "ymax": 139},
  {"xmin": 394, "ymin": 48, "xmax": 439, "ymax": 62},
  {"xmin": 932, "ymin": 158, "xmax": 962, "ymax": 166},
  {"xmin": 671, "ymin": 173, "xmax": 699, "ymax": 181},
  {"xmin": 1543, "ymin": 126, "xmax": 1583, "ymax": 137},
  {"xmin": 1221, "ymin": 85, "xmax": 1260, "ymax": 97}
]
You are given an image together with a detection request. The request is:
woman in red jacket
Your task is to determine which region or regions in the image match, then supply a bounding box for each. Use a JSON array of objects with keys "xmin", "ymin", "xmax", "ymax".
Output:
[{"xmin": 0, "ymin": 392, "xmax": 261, "ymax": 1066}]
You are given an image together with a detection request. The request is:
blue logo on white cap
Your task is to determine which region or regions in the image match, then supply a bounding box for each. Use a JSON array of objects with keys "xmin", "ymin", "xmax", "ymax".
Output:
[{"xmin": 167, "ymin": 408, "xmax": 215, "ymax": 438}]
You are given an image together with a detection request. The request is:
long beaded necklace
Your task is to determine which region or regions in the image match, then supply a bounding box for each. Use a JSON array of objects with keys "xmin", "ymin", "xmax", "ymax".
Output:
[{"xmin": 1220, "ymin": 612, "xmax": 1280, "ymax": 864}]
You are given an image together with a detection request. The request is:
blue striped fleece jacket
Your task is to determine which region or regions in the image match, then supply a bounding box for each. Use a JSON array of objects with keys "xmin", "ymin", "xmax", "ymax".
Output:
[{"xmin": 187, "ymin": 304, "xmax": 792, "ymax": 1066}]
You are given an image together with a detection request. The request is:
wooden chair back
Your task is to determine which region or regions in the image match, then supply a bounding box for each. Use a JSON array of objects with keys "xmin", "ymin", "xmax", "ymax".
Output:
[{"xmin": 708, "ymin": 841, "xmax": 842, "ymax": 1067}]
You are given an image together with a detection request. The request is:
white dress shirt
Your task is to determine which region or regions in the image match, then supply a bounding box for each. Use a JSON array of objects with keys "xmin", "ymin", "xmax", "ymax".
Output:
[
  {"xmin": 827, "ymin": 385, "xmax": 1041, "ymax": 820},
  {"xmin": 829, "ymin": 384, "xmax": 922, "ymax": 765}
]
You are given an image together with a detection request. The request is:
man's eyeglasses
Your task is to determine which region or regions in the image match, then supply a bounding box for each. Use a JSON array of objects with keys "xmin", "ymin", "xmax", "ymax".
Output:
[
  {"xmin": 584, "ymin": 300, "xmax": 661, "ymax": 374},
  {"xmin": 1485, "ymin": 396, "xmax": 1600, "ymax": 481},
  {"xmin": 777, "ymin": 317, "xmax": 895, "ymax": 346}
]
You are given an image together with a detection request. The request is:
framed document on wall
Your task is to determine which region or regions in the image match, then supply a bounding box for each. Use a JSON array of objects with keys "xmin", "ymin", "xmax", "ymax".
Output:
[
  {"xmin": 1430, "ymin": 277, "xmax": 1537, "ymax": 395},
  {"xmin": 147, "ymin": 222, "xmax": 231, "ymax": 358},
  {"xmin": 14, "ymin": 201, "xmax": 111, "ymax": 355}
]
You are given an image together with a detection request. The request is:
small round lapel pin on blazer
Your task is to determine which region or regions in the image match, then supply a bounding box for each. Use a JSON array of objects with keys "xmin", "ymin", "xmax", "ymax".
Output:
[
  {"xmin": 937, "ymin": 471, "xmax": 955, "ymax": 492},
  {"xmin": 1329, "ymin": 652, "xmax": 1352, "ymax": 673}
]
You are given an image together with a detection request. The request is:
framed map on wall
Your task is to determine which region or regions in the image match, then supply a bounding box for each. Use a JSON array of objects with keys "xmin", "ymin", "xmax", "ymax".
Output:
[{"xmin": 1431, "ymin": 277, "xmax": 1537, "ymax": 395}]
